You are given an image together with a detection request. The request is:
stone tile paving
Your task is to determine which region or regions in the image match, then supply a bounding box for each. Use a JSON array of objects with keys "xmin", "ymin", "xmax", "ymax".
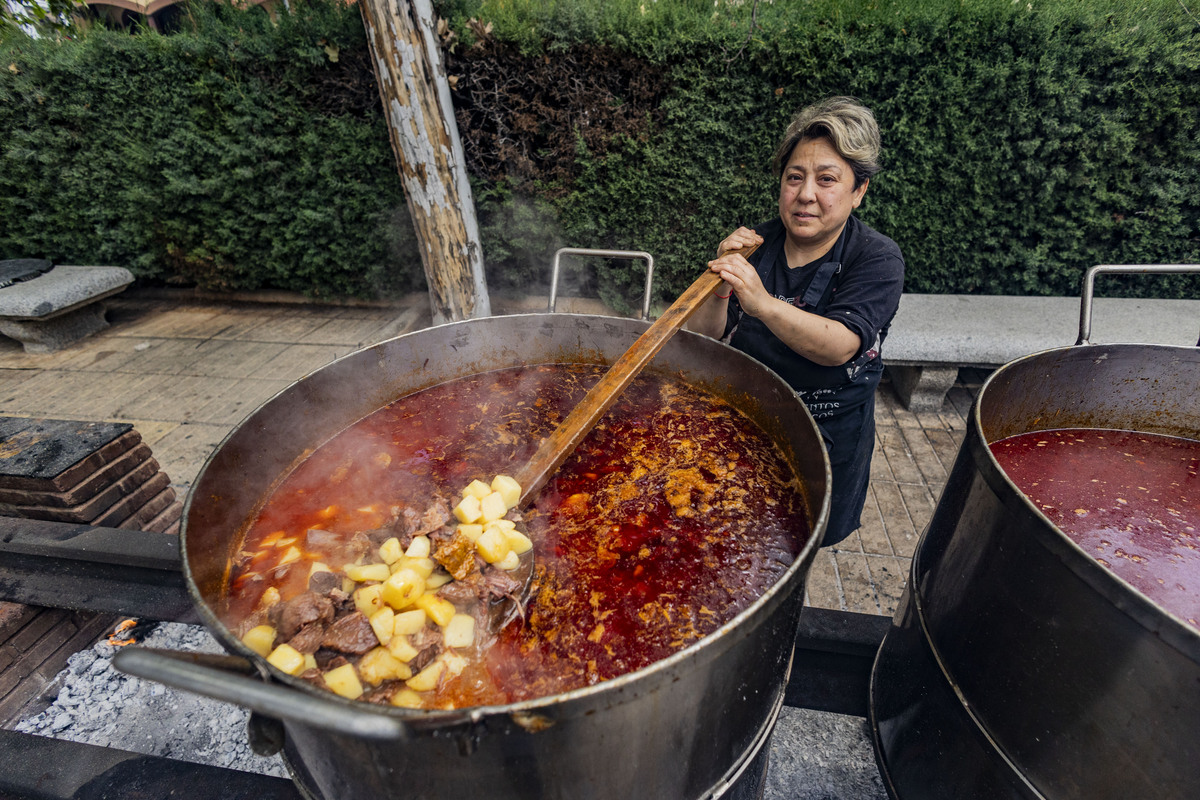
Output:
[{"xmin": 0, "ymin": 290, "xmax": 986, "ymax": 620}]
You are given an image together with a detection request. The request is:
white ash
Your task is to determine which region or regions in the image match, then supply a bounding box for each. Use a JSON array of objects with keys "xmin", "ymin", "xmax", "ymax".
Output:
[{"xmin": 15, "ymin": 621, "xmax": 287, "ymax": 779}]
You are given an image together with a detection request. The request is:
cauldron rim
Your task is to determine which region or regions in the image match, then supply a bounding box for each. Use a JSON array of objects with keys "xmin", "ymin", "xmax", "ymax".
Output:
[
  {"xmin": 178, "ymin": 311, "xmax": 829, "ymax": 726},
  {"xmin": 972, "ymin": 341, "xmax": 1200, "ymax": 657}
]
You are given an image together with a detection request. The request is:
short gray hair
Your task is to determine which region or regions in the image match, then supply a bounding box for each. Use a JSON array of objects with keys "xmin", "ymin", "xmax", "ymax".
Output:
[{"xmin": 772, "ymin": 96, "xmax": 882, "ymax": 188}]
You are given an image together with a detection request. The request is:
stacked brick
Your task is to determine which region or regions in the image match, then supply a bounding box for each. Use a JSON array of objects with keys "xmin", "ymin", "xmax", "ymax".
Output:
[
  {"xmin": 0, "ymin": 416, "xmax": 183, "ymax": 725},
  {"xmin": 0, "ymin": 418, "xmax": 182, "ymax": 534}
]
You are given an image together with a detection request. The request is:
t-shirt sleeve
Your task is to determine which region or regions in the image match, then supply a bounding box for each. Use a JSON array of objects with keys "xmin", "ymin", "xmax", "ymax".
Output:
[{"xmin": 825, "ymin": 236, "xmax": 905, "ymax": 360}]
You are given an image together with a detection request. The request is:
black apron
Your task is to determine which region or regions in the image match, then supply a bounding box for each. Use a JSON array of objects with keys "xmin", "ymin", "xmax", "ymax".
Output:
[{"xmin": 726, "ymin": 227, "xmax": 882, "ymax": 546}]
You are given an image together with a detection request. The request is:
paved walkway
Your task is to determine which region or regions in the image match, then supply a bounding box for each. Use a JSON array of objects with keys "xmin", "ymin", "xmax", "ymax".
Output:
[{"xmin": 0, "ymin": 290, "xmax": 983, "ymax": 618}]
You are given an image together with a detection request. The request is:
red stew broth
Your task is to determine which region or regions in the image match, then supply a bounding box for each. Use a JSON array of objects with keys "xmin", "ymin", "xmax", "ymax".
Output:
[
  {"xmin": 224, "ymin": 364, "xmax": 810, "ymax": 706},
  {"xmin": 990, "ymin": 428, "xmax": 1200, "ymax": 629}
]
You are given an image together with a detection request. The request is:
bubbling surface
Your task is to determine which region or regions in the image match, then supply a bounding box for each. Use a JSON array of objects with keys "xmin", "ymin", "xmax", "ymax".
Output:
[
  {"xmin": 991, "ymin": 428, "xmax": 1200, "ymax": 629},
  {"xmin": 225, "ymin": 364, "xmax": 811, "ymax": 707}
]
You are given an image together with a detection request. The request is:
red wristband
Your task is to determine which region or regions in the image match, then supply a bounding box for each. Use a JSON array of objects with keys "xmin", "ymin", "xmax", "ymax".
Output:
[{"xmin": 714, "ymin": 288, "xmax": 733, "ymax": 299}]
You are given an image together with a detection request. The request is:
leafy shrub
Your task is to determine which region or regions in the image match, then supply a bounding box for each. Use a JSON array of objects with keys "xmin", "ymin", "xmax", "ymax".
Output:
[{"xmin": 2, "ymin": 0, "xmax": 1197, "ymax": 305}]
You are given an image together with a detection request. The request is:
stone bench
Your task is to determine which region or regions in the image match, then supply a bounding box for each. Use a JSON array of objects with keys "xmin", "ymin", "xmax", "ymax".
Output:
[
  {"xmin": 883, "ymin": 293, "xmax": 1200, "ymax": 411},
  {"xmin": 0, "ymin": 265, "xmax": 134, "ymax": 353}
]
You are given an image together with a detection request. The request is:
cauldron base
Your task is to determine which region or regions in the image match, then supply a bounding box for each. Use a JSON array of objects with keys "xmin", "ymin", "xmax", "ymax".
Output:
[{"xmin": 278, "ymin": 723, "xmax": 774, "ymax": 800}]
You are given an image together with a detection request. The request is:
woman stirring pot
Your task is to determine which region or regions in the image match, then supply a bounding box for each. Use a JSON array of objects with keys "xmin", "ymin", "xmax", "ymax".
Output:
[{"xmin": 689, "ymin": 96, "xmax": 905, "ymax": 547}]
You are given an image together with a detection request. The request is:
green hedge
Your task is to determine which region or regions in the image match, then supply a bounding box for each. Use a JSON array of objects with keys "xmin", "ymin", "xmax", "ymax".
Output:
[
  {"xmin": 444, "ymin": 0, "xmax": 1200, "ymax": 309},
  {"xmin": 0, "ymin": 0, "xmax": 420, "ymax": 298},
  {"xmin": 2, "ymin": 0, "xmax": 1198, "ymax": 306}
]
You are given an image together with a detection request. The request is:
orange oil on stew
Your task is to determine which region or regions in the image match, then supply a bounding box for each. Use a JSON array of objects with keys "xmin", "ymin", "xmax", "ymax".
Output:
[{"xmin": 224, "ymin": 364, "xmax": 811, "ymax": 707}]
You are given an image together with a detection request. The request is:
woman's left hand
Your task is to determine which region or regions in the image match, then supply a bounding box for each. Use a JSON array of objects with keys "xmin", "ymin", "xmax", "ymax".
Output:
[{"xmin": 708, "ymin": 251, "xmax": 771, "ymax": 315}]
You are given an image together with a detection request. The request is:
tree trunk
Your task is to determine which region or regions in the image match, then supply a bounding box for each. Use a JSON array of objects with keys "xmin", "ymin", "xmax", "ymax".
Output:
[{"xmin": 360, "ymin": 0, "xmax": 489, "ymax": 323}]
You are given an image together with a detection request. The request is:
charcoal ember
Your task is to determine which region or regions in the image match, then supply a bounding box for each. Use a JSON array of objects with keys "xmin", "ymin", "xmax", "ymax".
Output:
[
  {"xmin": 287, "ymin": 621, "xmax": 329, "ymax": 654},
  {"xmin": 409, "ymin": 627, "xmax": 443, "ymax": 672},
  {"xmin": 308, "ymin": 570, "xmax": 341, "ymax": 594},
  {"xmin": 277, "ymin": 592, "xmax": 335, "ymax": 639},
  {"xmin": 321, "ymin": 612, "xmax": 379, "ymax": 655},
  {"xmin": 434, "ymin": 532, "xmax": 479, "ymax": 581}
]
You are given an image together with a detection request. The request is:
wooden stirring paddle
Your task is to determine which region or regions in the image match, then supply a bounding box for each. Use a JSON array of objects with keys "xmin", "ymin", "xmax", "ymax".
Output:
[
  {"xmin": 486, "ymin": 244, "xmax": 757, "ymax": 632},
  {"xmin": 512, "ymin": 242, "xmax": 759, "ymax": 506}
]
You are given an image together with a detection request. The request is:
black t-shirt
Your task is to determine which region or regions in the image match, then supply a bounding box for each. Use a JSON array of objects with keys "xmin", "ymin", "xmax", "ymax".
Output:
[{"xmin": 722, "ymin": 215, "xmax": 905, "ymax": 395}]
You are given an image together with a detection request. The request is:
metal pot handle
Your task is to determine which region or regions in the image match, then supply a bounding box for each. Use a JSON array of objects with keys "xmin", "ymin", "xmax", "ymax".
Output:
[
  {"xmin": 1076, "ymin": 263, "xmax": 1200, "ymax": 345},
  {"xmin": 113, "ymin": 646, "xmax": 410, "ymax": 741},
  {"xmin": 549, "ymin": 248, "xmax": 655, "ymax": 320}
]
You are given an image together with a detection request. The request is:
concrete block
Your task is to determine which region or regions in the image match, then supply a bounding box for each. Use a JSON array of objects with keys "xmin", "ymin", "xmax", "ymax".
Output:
[{"xmin": 0, "ymin": 266, "xmax": 133, "ymax": 353}]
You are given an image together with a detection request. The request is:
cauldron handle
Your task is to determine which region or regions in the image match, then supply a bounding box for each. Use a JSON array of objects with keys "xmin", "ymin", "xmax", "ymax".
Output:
[
  {"xmin": 1077, "ymin": 263, "xmax": 1200, "ymax": 345},
  {"xmin": 549, "ymin": 248, "xmax": 655, "ymax": 319},
  {"xmin": 113, "ymin": 646, "xmax": 411, "ymax": 741}
]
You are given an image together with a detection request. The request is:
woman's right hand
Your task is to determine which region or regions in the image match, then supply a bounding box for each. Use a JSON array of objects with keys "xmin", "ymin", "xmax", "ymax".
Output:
[{"xmin": 717, "ymin": 227, "xmax": 764, "ymax": 258}]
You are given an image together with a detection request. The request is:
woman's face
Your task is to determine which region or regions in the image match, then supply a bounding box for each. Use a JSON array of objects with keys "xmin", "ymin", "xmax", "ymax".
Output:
[{"xmin": 778, "ymin": 137, "xmax": 869, "ymax": 257}]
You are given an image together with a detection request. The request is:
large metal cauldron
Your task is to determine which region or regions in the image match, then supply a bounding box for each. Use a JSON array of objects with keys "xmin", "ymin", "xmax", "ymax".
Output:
[
  {"xmin": 870, "ymin": 267, "xmax": 1200, "ymax": 799},
  {"xmin": 117, "ymin": 312, "xmax": 828, "ymax": 799}
]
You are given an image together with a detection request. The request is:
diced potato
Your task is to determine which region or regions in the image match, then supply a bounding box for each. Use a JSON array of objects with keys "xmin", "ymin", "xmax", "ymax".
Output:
[
  {"xmin": 241, "ymin": 624, "xmax": 277, "ymax": 658},
  {"xmin": 453, "ymin": 494, "xmax": 482, "ymax": 524},
  {"xmin": 369, "ymin": 607, "xmax": 395, "ymax": 646},
  {"xmin": 491, "ymin": 474, "xmax": 521, "ymax": 509},
  {"xmin": 495, "ymin": 550, "xmax": 521, "ymax": 571},
  {"xmin": 324, "ymin": 663, "xmax": 364, "ymax": 700},
  {"xmin": 414, "ymin": 593, "xmax": 456, "ymax": 627},
  {"xmin": 425, "ymin": 571, "xmax": 452, "ymax": 590},
  {"xmin": 476, "ymin": 526, "xmax": 511, "ymax": 564},
  {"xmin": 266, "ymin": 643, "xmax": 306, "ymax": 676},
  {"xmin": 345, "ymin": 563, "xmax": 391, "ymax": 583},
  {"xmin": 405, "ymin": 659, "xmax": 446, "ymax": 692},
  {"xmin": 479, "ymin": 491, "xmax": 508, "ymax": 523},
  {"xmin": 378, "ymin": 537, "xmax": 404, "ymax": 565},
  {"xmin": 386, "ymin": 634, "xmax": 420, "ymax": 662},
  {"xmin": 353, "ymin": 584, "xmax": 385, "ymax": 616},
  {"xmin": 392, "ymin": 609, "xmax": 427, "ymax": 636},
  {"xmin": 397, "ymin": 556, "xmax": 436, "ymax": 579},
  {"xmin": 258, "ymin": 586, "xmax": 281, "ymax": 609},
  {"xmin": 488, "ymin": 519, "xmax": 516, "ymax": 533},
  {"xmin": 505, "ymin": 528, "xmax": 533, "ymax": 555},
  {"xmin": 303, "ymin": 654, "xmax": 318, "ymax": 672},
  {"xmin": 309, "ymin": 561, "xmax": 333, "ymax": 578},
  {"xmin": 382, "ymin": 568, "xmax": 426, "ymax": 610},
  {"xmin": 342, "ymin": 578, "xmax": 357, "ymax": 594},
  {"xmin": 443, "ymin": 614, "xmax": 475, "ymax": 649},
  {"xmin": 359, "ymin": 646, "xmax": 413, "ymax": 686},
  {"xmin": 462, "ymin": 479, "xmax": 492, "ymax": 500},
  {"xmin": 405, "ymin": 535, "xmax": 431, "ymax": 559},
  {"xmin": 441, "ymin": 651, "xmax": 468, "ymax": 677},
  {"xmin": 456, "ymin": 523, "xmax": 483, "ymax": 542},
  {"xmin": 390, "ymin": 688, "xmax": 424, "ymax": 708}
]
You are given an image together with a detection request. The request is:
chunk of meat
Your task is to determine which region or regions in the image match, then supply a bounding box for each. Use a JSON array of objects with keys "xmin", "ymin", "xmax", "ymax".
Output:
[
  {"xmin": 287, "ymin": 621, "xmax": 329, "ymax": 654},
  {"xmin": 308, "ymin": 571, "xmax": 340, "ymax": 594},
  {"xmin": 276, "ymin": 592, "xmax": 335, "ymax": 640},
  {"xmin": 399, "ymin": 498, "xmax": 452, "ymax": 538},
  {"xmin": 321, "ymin": 612, "xmax": 379, "ymax": 655},
  {"xmin": 434, "ymin": 532, "xmax": 479, "ymax": 581},
  {"xmin": 408, "ymin": 626, "xmax": 443, "ymax": 672}
]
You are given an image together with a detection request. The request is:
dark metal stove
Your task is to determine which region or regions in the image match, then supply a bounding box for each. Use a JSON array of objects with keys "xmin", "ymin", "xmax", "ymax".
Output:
[{"xmin": 0, "ymin": 516, "xmax": 889, "ymax": 800}]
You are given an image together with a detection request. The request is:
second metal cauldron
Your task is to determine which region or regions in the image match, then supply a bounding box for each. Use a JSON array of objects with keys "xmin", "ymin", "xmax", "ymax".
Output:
[
  {"xmin": 117, "ymin": 311, "xmax": 829, "ymax": 799},
  {"xmin": 870, "ymin": 328, "xmax": 1200, "ymax": 798}
]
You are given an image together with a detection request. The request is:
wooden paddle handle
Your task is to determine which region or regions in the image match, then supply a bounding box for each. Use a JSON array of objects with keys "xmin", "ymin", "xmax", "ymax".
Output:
[{"xmin": 514, "ymin": 243, "xmax": 759, "ymax": 506}]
